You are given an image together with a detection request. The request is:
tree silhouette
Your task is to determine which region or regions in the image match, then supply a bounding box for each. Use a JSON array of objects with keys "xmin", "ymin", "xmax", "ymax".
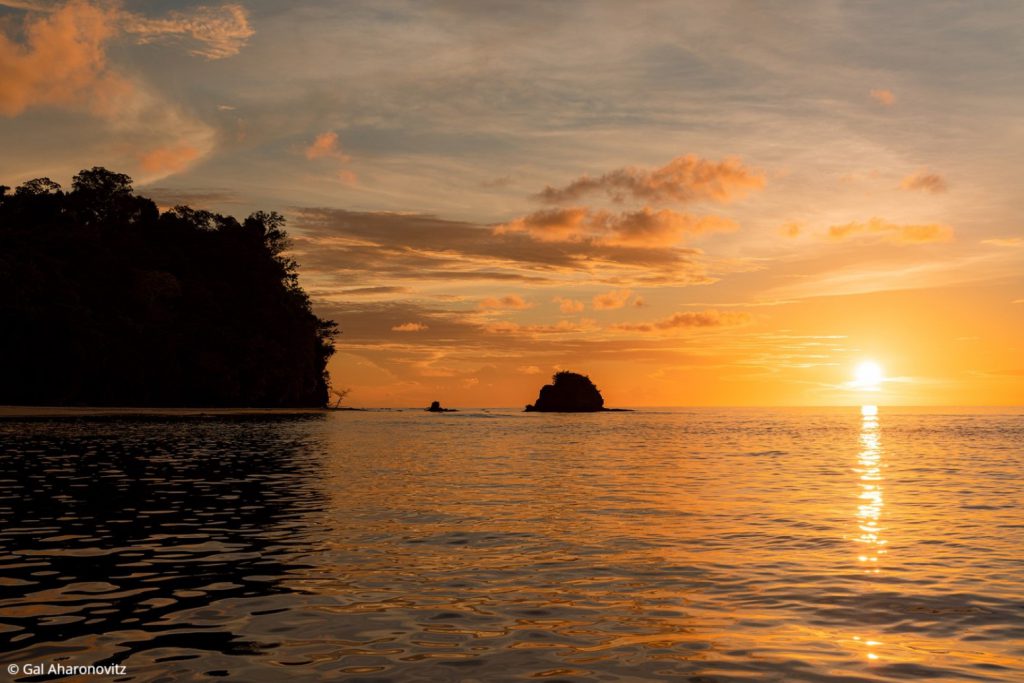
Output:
[
  {"xmin": 330, "ymin": 387, "xmax": 352, "ymax": 408},
  {"xmin": 0, "ymin": 168, "xmax": 337, "ymax": 407}
]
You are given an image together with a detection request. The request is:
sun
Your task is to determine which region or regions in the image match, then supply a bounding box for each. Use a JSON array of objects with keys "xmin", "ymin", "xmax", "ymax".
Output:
[{"xmin": 853, "ymin": 360, "xmax": 884, "ymax": 390}]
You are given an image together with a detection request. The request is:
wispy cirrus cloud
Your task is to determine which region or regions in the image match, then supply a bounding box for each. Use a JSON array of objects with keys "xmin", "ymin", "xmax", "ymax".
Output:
[
  {"xmin": 827, "ymin": 218, "xmax": 953, "ymax": 245},
  {"xmin": 484, "ymin": 318, "xmax": 598, "ymax": 335},
  {"xmin": 0, "ymin": 0, "xmax": 254, "ymax": 59},
  {"xmin": 121, "ymin": 4, "xmax": 254, "ymax": 60},
  {"xmin": 535, "ymin": 154, "xmax": 765, "ymax": 204},
  {"xmin": 339, "ymin": 286, "xmax": 412, "ymax": 296},
  {"xmin": 0, "ymin": 1, "xmax": 51, "ymax": 8},
  {"xmin": 612, "ymin": 309, "xmax": 752, "ymax": 333},
  {"xmin": 479, "ymin": 294, "xmax": 531, "ymax": 310},
  {"xmin": 290, "ymin": 208, "xmax": 715, "ymax": 288},
  {"xmin": 900, "ymin": 170, "xmax": 948, "ymax": 194},
  {"xmin": 982, "ymin": 237, "xmax": 1022, "ymax": 248},
  {"xmin": 142, "ymin": 187, "xmax": 240, "ymax": 208}
]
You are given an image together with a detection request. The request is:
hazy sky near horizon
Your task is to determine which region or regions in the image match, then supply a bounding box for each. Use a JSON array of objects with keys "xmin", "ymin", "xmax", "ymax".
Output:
[{"xmin": 2, "ymin": 0, "xmax": 1022, "ymax": 406}]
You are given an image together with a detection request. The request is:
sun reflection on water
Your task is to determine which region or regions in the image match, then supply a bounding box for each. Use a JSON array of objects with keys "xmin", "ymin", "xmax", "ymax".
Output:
[
  {"xmin": 853, "ymin": 404, "xmax": 887, "ymax": 662},
  {"xmin": 855, "ymin": 405, "xmax": 886, "ymax": 572}
]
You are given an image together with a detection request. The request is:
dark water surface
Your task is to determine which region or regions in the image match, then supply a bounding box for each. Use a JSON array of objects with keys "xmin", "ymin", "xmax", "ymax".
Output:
[{"xmin": 1, "ymin": 408, "xmax": 1022, "ymax": 681}]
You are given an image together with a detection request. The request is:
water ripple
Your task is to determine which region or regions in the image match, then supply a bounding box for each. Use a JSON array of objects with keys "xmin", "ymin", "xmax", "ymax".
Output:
[{"xmin": 1, "ymin": 408, "xmax": 1022, "ymax": 681}]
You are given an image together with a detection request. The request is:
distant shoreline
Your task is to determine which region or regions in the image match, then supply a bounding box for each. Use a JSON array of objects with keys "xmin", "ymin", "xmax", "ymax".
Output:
[
  {"xmin": 2, "ymin": 405, "xmax": 1019, "ymax": 419},
  {"xmin": 0, "ymin": 406, "xmax": 332, "ymax": 418}
]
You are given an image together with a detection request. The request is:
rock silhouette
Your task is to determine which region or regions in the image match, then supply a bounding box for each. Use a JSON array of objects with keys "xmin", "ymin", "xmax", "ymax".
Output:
[
  {"xmin": 426, "ymin": 401, "xmax": 455, "ymax": 412},
  {"xmin": 525, "ymin": 371, "xmax": 605, "ymax": 412},
  {"xmin": 0, "ymin": 168, "xmax": 337, "ymax": 407}
]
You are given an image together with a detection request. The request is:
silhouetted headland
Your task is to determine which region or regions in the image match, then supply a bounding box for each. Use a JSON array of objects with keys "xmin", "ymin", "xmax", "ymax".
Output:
[
  {"xmin": 525, "ymin": 371, "xmax": 627, "ymax": 412},
  {"xmin": 426, "ymin": 401, "xmax": 456, "ymax": 412},
  {"xmin": 0, "ymin": 168, "xmax": 337, "ymax": 407}
]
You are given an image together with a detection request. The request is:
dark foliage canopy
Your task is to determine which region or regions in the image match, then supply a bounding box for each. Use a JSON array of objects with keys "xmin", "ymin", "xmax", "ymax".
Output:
[
  {"xmin": 525, "ymin": 371, "xmax": 605, "ymax": 412},
  {"xmin": 0, "ymin": 168, "xmax": 337, "ymax": 407}
]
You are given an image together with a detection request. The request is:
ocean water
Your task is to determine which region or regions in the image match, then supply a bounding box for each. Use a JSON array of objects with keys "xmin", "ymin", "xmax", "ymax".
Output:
[{"xmin": 0, "ymin": 407, "xmax": 1022, "ymax": 682}]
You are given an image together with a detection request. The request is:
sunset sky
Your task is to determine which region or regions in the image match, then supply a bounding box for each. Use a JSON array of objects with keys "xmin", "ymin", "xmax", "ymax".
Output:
[{"xmin": 2, "ymin": 1, "xmax": 1021, "ymax": 406}]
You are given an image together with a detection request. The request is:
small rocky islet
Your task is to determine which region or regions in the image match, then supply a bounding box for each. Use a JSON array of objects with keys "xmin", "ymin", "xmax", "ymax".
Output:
[{"xmin": 525, "ymin": 371, "xmax": 621, "ymax": 412}]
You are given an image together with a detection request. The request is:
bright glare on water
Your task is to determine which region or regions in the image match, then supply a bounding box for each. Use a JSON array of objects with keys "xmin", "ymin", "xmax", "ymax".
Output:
[{"xmin": 1, "ymin": 407, "xmax": 1022, "ymax": 681}]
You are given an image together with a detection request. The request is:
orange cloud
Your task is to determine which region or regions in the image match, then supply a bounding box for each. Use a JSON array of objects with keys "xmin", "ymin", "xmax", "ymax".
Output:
[
  {"xmin": 827, "ymin": 218, "xmax": 953, "ymax": 244},
  {"xmin": 139, "ymin": 144, "xmax": 200, "ymax": 174},
  {"xmin": 294, "ymin": 208, "xmax": 714, "ymax": 289},
  {"xmin": 122, "ymin": 4, "xmax": 254, "ymax": 60},
  {"xmin": 518, "ymin": 365, "xmax": 542, "ymax": 374},
  {"xmin": 496, "ymin": 207, "xmax": 736, "ymax": 246},
  {"xmin": 604, "ymin": 209, "xmax": 736, "ymax": 247},
  {"xmin": 305, "ymin": 131, "xmax": 350, "ymax": 162},
  {"xmin": 494, "ymin": 207, "xmax": 589, "ymax": 242},
  {"xmin": 593, "ymin": 288, "xmax": 632, "ymax": 310},
  {"xmin": 484, "ymin": 318, "xmax": 597, "ymax": 335},
  {"xmin": 780, "ymin": 221, "xmax": 801, "ymax": 238},
  {"xmin": 0, "ymin": 0, "xmax": 119, "ymax": 116},
  {"xmin": 0, "ymin": 2, "xmax": 254, "ymax": 117},
  {"xmin": 392, "ymin": 322, "xmax": 428, "ymax": 332},
  {"xmin": 899, "ymin": 170, "xmax": 948, "ymax": 194},
  {"xmin": 483, "ymin": 321, "xmax": 521, "ymax": 334},
  {"xmin": 982, "ymin": 237, "xmax": 1023, "ymax": 247},
  {"xmin": 479, "ymin": 294, "xmax": 531, "ymax": 310},
  {"xmin": 553, "ymin": 296, "xmax": 584, "ymax": 313},
  {"xmin": 0, "ymin": 1, "xmax": 247, "ymax": 180},
  {"xmin": 536, "ymin": 154, "xmax": 765, "ymax": 204},
  {"xmin": 305, "ymin": 131, "xmax": 357, "ymax": 183},
  {"xmin": 612, "ymin": 309, "xmax": 752, "ymax": 333},
  {"xmin": 870, "ymin": 88, "xmax": 895, "ymax": 106}
]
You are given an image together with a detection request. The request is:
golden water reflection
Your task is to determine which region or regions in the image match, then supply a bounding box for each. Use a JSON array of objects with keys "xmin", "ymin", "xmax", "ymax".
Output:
[
  {"xmin": 853, "ymin": 404, "xmax": 887, "ymax": 663},
  {"xmin": 855, "ymin": 404, "xmax": 886, "ymax": 572}
]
